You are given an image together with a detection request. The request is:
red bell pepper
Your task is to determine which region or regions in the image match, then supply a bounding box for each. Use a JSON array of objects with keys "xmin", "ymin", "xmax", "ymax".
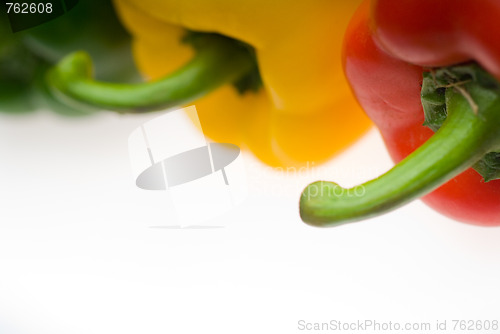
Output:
[{"xmin": 300, "ymin": 0, "xmax": 500, "ymax": 227}]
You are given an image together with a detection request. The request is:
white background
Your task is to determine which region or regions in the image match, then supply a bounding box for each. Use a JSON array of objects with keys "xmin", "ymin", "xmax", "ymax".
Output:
[{"xmin": 1, "ymin": 110, "xmax": 499, "ymax": 334}]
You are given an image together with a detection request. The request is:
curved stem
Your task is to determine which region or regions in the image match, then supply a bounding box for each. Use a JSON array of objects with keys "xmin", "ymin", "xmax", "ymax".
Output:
[
  {"xmin": 46, "ymin": 34, "xmax": 256, "ymax": 112},
  {"xmin": 300, "ymin": 83, "xmax": 500, "ymax": 227}
]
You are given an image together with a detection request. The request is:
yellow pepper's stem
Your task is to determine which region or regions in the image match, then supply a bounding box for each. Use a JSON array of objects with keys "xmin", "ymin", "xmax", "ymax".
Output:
[{"xmin": 46, "ymin": 34, "xmax": 258, "ymax": 112}]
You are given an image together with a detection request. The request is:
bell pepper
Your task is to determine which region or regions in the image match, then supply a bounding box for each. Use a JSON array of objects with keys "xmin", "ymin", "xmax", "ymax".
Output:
[
  {"xmin": 300, "ymin": 0, "xmax": 500, "ymax": 227},
  {"xmin": 47, "ymin": 0, "xmax": 371, "ymax": 166},
  {"xmin": 0, "ymin": 0, "xmax": 136, "ymax": 115},
  {"xmin": 21, "ymin": 0, "xmax": 135, "ymax": 81},
  {"xmin": 0, "ymin": 9, "xmax": 38, "ymax": 113}
]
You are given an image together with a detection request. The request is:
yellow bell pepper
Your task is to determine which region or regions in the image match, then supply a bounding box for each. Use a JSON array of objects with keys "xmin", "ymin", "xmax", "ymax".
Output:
[{"xmin": 49, "ymin": 0, "xmax": 371, "ymax": 167}]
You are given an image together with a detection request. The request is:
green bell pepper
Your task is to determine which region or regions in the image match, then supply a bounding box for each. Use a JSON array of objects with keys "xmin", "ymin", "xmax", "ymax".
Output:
[{"xmin": 0, "ymin": 0, "xmax": 136, "ymax": 115}]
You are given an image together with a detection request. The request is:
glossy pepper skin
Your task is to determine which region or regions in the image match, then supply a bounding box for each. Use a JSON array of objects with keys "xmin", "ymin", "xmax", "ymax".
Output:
[
  {"xmin": 108, "ymin": 0, "xmax": 371, "ymax": 167},
  {"xmin": 301, "ymin": 0, "xmax": 500, "ymax": 226}
]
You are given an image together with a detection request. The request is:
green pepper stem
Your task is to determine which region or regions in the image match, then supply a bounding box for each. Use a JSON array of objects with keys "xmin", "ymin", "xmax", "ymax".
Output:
[
  {"xmin": 46, "ymin": 34, "xmax": 256, "ymax": 112},
  {"xmin": 300, "ymin": 81, "xmax": 500, "ymax": 227}
]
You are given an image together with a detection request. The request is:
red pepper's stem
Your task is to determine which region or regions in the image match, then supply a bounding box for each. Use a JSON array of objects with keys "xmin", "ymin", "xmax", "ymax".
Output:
[
  {"xmin": 300, "ymin": 78, "xmax": 500, "ymax": 227},
  {"xmin": 46, "ymin": 34, "xmax": 257, "ymax": 112}
]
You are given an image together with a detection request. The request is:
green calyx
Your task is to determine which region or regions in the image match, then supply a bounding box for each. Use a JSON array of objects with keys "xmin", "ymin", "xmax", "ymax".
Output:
[
  {"xmin": 182, "ymin": 31, "xmax": 262, "ymax": 94},
  {"xmin": 47, "ymin": 31, "xmax": 262, "ymax": 112},
  {"xmin": 300, "ymin": 62, "xmax": 500, "ymax": 227},
  {"xmin": 422, "ymin": 63, "xmax": 500, "ymax": 181}
]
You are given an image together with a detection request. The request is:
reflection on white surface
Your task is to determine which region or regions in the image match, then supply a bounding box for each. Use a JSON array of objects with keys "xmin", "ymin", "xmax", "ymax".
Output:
[{"xmin": 0, "ymin": 110, "xmax": 500, "ymax": 334}]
